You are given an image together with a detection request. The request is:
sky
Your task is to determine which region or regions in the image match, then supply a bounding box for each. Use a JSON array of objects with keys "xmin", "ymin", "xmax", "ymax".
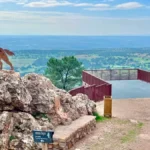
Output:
[{"xmin": 0, "ymin": 0, "xmax": 150, "ymax": 35}]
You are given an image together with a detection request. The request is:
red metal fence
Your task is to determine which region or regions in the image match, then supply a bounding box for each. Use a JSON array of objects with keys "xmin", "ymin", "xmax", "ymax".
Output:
[
  {"xmin": 95, "ymin": 83, "xmax": 112, "ymax": 101},
  {"xmin": 69, "ymin": 86, "xmax": 84, "ymax": 96},
  {"xmin": 69, "ymin": 69, "xmax": 150, "ymax": 102},
  {"xmin": 84, "ymin": 84, "xmax": 96, "ymax": 100},
  {"xmin": 138, "ymin": 69, "xmax": 150, "ymax": 83},
  {"xmin": 82, "ymin": 71, "xmax": 107, "ymax": 85},
  {"xmin": 69, "ymin": 71, "xmax": 112, "ymax": 102},
  {"xmin": 69, "ymin": 84, "xmax": 111, "ymax": 102}
]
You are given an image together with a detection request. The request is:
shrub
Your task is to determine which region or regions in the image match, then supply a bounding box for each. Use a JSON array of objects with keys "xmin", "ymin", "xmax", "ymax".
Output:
[
  {"xmin": 93, "ymin": 112, "xmax": 107, "ymax": 122},
  {"xmin": 9, "ymin": 135, "xmax": 16, "ymax": 142}
]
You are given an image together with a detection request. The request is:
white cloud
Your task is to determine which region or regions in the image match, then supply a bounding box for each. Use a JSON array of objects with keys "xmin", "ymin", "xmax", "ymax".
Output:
[
  {"xmin": 0, "ymin": 11, "xmax": 150, "ymax": 35},
  {"xmin": 25, "ymin": 0, "xmax": 72, "ymax": 7},
  {"xmin": 25, "ymin": 2, "xmax": 49, "ymax": 7},
  {"xmin": 0, "ymin": 0, "xmax": 14, "ymax": 2},
  {"xmin": 85, "ymin": 8, "xmax": 111, "ymax": 11},
  {"xmin": 94, "ymin": 4, "xmax": 110, "ymax": 7},
  {"xmin": 25, "ymin": 1, "xmax": 109, "ymax": 8},
  {"xmin": 25, "ymin": 1, "xmax": 111, "ymax": 9},
  {"xmin": 0, "ymin": 0, "xmax": 145, "ymax": 11},
  {"xmin": 0, "ymin": 11, "xmax": 49, "ymax": 23},
  {"xmin": 0, "ymin": 0, "xmax": 27, "ymax": 4},
  {"xmin": 74, "ymin": 3, "xmax": 110, "ymax": 8},
  {"xmin": 74, "ymin": 3, "xmax": 93, "ymax": 7},
  {"xmin": 0, "ymin": 11, "xmax": 81, "ymax": 23},
  {"xmin": 0, "ymin": 11, "xmax": 80, "ymax": 22},
  {"xmin": 116, "ymin": 2, "xmax": 143, "ymax": 10},
  {"xmin": 85, "ymin": 4, "xmax": 111, "ymax": 11},
  {"xmin": 86, "ymin": 2, "xmax": 144, "ymax": 11}
]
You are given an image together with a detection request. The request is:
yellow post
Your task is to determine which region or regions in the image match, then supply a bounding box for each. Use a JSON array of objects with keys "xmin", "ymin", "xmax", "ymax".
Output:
[{"xmin": 104, "ymin": 95, "xmax": 112, "ymax": 118}]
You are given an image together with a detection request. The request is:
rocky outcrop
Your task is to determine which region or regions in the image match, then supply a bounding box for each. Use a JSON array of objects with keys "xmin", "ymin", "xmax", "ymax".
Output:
[
  {"xmin": 0, "ymin": 70, "xmax": 97, "ymax": 150},
  {"xmin": 0, "ymin": 70, "xmax": 32, "ymax": 112},
  {"xmin": 22, "ymin": 73, "xmax": 56, "ymax": 114},
  {"xmin": 0, "ymin": 111, "xmax": 14, "ymax": 150},
  {"xmin": 0, "ymin": 111, "xmax": 41, "ymax": 150}
]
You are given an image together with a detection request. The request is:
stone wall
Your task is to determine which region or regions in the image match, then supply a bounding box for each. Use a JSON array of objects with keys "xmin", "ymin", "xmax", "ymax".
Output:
[{"xmin": 48, "ymin": 115, "xmax": 96, "ymax": 150}]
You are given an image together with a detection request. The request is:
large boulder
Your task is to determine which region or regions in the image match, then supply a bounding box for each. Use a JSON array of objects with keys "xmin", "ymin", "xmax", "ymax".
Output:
[
  {"xmin": 22, "ymin": 73, "xmax": 56, "ymax": 114},
  {"xmin": 0, "ymin": 111, "xmax": 55, "ymax": 150},
  {"xmin": 9, "ymin": 112, "xmax": 43, "ymax": 150},
  {"xmin": 0, "ymin": 70, "xmax": 32, "ymax": 112},
  {"xmin": 60, "ymin": 93, "xmax": 96, "ymax": 120},
  {"xmin": 0, "ymin": 111, "xmax": 14, "ymax": 150},
  {"xmin": 73, "ymin": 94, "xmax": 97, "ymax": 115}
]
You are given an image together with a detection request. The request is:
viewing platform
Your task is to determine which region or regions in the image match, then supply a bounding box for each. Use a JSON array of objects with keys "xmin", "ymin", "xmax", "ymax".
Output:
[{"xmin": 69, "ymin": 69, "xmax": 150, "ymax": 101}]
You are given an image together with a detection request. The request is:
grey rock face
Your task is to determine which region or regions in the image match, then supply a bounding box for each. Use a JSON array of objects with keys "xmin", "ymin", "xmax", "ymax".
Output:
[
  {"xmin": 22, "ymin": 73, "xmax": 56, "ymax": 114},
  {"xmin": 0, "ymin": 71, "xmax": 32, "ymax": 112},
  {"xmin": 72, "ymin": 94, "xmax": 97, "ymax": 115},
  {"xmin": 0, "ymin": 111, "xmax": 14, "ymax": 150},
  {"xmin": 0, "ymin": 71, "xmax": 97, "ymax": 150},
  {"xmin": 9, "ymin": 112, "xmax": 42, "ymax": 150}
]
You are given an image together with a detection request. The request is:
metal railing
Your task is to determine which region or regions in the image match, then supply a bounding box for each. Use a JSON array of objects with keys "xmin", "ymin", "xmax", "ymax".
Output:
[
  {"xmin": 85, "ymin": 69, "xmax": 138, "ymax": 81},
  {"xmin": 69, "ymin": 71, "xmax": 112, "ymax": 102},
  {"xmin": 69, "ymin": 69, "xmax": 150, "ymax": 102},
  {"xmin": 138, "ymin": 69, "xmax": 150, "ymax": 83}
]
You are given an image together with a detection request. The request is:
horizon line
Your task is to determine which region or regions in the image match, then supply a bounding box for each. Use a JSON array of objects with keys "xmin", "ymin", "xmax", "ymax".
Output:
[{"xmin": 0, "ymin": 35, "xmax": 150, "ymax": 36}]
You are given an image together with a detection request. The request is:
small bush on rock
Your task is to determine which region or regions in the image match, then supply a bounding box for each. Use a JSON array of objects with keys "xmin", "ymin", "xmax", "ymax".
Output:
[
  {"xmin": 32, "ymin": 112, "xmax": 51, "ymax": 122},
  {"xmin": 9, "ymin": 136, "xmax": 16, "ymax": 142},
  {"xmin": 93, "ymin": 112, "xmax": 107, "ymax": 122}
]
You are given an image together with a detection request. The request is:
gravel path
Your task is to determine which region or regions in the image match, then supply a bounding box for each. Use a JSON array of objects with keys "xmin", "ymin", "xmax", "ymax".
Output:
[
  {"xmin": 97, "ymin": 98, "xmax": 150, "ymax": 121},
  {"xmin": 71, "ymin": 98, "xmax": 150, "ymax": 150}
]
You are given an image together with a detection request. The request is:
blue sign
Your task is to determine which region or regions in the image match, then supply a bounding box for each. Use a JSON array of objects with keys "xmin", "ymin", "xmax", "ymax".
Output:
[{"xmin": 32, "ymin": 130, "xmax": 54, "ymax": 143}]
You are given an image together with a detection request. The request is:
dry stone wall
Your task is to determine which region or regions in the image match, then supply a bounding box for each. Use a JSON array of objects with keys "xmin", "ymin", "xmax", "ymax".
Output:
[{"xmin": 48, "ymin": 116, "xmax": 96, "ymax": 150}]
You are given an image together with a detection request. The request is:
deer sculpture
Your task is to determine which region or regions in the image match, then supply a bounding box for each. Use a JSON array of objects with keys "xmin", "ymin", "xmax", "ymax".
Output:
[{"xmin": 0, "ymin": 47, "xmax": 15, "ymax": 70}]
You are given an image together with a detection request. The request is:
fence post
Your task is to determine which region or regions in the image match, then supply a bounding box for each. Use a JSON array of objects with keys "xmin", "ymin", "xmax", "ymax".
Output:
[
  {"xmin": 137, "ymin": 69, "xmax": 140, "ymax": 80},
  {"xmin": 109, "ymin": 84, "xmax": 112, "ymax": 96}
]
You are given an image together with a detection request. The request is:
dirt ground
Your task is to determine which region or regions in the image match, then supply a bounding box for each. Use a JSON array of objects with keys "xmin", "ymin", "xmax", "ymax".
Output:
[{"xmin": 71, "ymin": 98, "xmax": 150, "ymax": 150}]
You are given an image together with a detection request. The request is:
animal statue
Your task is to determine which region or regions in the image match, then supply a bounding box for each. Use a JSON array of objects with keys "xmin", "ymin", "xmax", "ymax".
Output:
[{"xmin": 0, "ymin": 47, "xmax": 14, "ymax": 70}]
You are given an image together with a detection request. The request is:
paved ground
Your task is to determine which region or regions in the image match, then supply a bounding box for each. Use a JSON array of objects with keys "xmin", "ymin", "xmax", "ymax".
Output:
[
  {"xmin": 108, "ymin": 80, "xmax": 150, "ymax": 99},
  {"xmin": 71, "ymin": 98, "xmax": 150, "ymax": 150}
]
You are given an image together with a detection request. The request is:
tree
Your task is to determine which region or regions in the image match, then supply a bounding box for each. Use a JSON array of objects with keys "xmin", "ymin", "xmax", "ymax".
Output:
[{"xmin": 45, "ymin": 56, "xmax": 84, "ymax": 90}]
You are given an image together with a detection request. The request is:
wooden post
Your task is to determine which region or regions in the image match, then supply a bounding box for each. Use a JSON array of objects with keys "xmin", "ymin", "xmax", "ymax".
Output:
[
  {"xmin": 42, "ymin": 143, "xmax": 48, "ymax": 150},
  {"xmin": 104, "ymin": 96, "xmax": 112, "ymax": 118},
  {"xmin": 41, "ymin": 127, "xmax": 48, "ymax": 150}
]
